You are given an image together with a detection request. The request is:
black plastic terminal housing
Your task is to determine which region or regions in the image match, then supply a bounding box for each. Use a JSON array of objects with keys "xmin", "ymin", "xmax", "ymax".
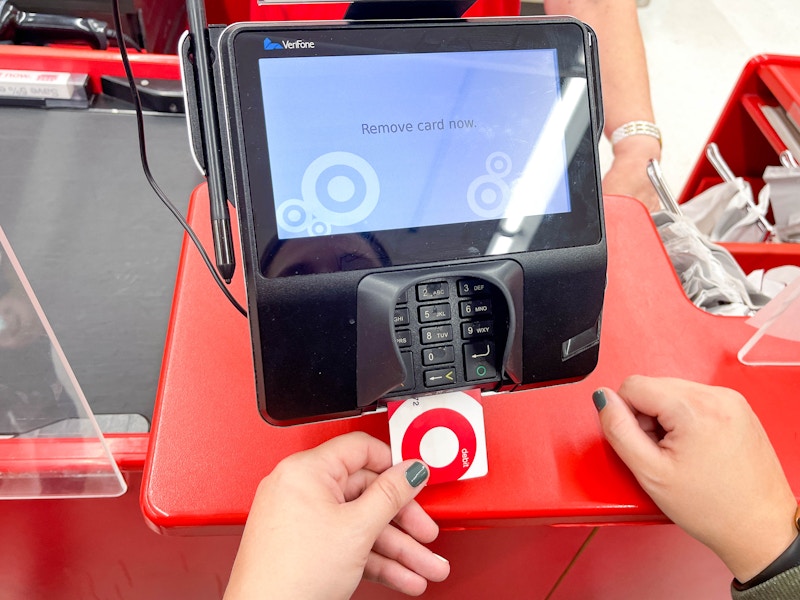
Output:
[{"xmin": 183, "ymin": 16, "xmax": 607, "ymax": 425}]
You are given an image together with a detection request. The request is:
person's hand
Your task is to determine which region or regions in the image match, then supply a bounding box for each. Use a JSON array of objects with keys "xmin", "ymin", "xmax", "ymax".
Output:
[
  {"xmin": 603, "ymin": 135, "xmax": 662, "ymax": 212},
  {"xmin": 223, "ymin": 431, "xmax": 450, "ymax": 600},
  {"xmin": 594, "ymin": 376, "xmax": 797, "ymax": 583}
]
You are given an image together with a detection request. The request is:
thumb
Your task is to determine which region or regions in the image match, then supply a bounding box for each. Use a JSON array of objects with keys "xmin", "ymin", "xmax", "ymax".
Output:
[
  {"xmin": 593, "ymin": 388, "xmax": 664, "ymax": 477},
  {"xmin": 352, "ymin": 460, "xmax": 430, "ymax": 537}
]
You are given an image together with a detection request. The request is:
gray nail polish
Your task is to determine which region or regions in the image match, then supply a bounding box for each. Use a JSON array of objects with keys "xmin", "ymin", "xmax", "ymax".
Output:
[
  {"xmin": 405, "ymin": 461, "xmax": 428, "ymax": 488},
  {"xmin": 592, "ymin": 389, "xmax": 607, "ymax": 411}
]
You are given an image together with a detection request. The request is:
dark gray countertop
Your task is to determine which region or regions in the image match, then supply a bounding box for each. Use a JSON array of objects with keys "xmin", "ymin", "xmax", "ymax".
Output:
[{"xmin": 0, "ymin": 106, "xmax": 203, "ymax": 429}]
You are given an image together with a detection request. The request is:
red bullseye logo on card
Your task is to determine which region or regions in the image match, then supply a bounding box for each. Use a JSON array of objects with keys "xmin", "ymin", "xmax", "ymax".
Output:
[{"xmin": 387, "ymin": 390, "xmax": 488, "ymax": 485}]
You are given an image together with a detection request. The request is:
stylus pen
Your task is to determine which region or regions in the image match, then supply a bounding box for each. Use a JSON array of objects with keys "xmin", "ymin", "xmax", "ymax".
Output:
[{"xmin": 186, "ymin": 0, "xmax": 235, "ymax": 284}]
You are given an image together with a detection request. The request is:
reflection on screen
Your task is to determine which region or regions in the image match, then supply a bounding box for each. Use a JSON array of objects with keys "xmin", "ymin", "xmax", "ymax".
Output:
[{"xmin": 258, "ymin": 49, "xmax": 570, "ymax": 240}]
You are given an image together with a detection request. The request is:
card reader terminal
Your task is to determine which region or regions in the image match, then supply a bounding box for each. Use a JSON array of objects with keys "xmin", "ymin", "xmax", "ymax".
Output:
[{"xmin": 209, "ymin": 17, "xmax": 607, "ymax": 425}]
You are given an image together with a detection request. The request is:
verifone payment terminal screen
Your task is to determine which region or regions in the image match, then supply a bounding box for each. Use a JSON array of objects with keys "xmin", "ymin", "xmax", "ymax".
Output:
[
  {"xmin": 223, "ymin": 20, "xmax": 602, "ymax": 277},
  {"xmin": 258, "ymin": 49, "xmax": 570, "ymax": 239}
]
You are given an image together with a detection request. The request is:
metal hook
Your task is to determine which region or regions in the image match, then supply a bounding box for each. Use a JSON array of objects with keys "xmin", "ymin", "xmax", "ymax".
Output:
[
  {"xmin": 646, "ymin": 159, "xmax": 682, "ymax": 215},
  {"xmin": 705, "ymin": 143, "xmax": 775, "ymax": 241},
  {"xmin": 780, "ymin": 149, "xmax": 799, "ymax": 169},
  {"xmin": 705, "ymin": 143, "xmax": 737, "ymax": 183}
]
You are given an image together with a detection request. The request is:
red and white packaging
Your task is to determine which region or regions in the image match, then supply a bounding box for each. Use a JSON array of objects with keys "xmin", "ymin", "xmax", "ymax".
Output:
[
  {"xmin": 0, "ymin": 69, "xmax": 75, "ymax": 99},
  {"xmin": 387, "ymin": 390, "xmax": 488, "ymax": 485}
]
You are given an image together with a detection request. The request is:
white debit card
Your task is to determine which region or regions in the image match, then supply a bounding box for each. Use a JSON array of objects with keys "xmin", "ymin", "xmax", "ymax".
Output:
[{"xmin": 387, "ymin": 390, "xmax": 488, "ymax": 485}]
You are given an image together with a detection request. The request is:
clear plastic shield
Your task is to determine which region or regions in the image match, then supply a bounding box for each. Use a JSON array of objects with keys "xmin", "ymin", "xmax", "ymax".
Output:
[
  {"xmin": 738, "ymin": 277, "xmax": 800, "ymax": 367},
  {"xmin": 0, "ymin": 226, "xmax": 126, "ymax": 499}
]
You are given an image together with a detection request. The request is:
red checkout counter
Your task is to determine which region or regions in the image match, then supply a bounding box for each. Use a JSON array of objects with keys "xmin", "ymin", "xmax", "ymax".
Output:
[{"xmin": 1, "ymin": 35, "xmax": 800, "ymax": 599}]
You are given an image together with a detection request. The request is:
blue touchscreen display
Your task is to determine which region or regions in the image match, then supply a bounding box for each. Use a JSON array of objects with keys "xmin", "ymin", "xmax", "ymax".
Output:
[{"xmin": 258, "ymin": 49, "xmax": 570, "ymax": 240}]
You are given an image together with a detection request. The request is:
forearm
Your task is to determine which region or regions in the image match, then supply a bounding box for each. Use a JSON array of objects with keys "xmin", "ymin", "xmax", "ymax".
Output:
[
  {"xmin": 544, "ymin": 0, "xmax": 656, "ymax": 140},
  {"xmin": 545, "ymin": 0, "xmax": 661, "ymax": 209}
]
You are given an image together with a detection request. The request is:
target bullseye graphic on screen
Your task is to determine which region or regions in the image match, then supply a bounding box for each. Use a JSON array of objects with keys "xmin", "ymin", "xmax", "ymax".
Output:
[
  {"xmin": 467, "ymin": 151, "xmax": 513, "ymax": 218},
  {"xmin": 276, "ymin": 151, "xmax": 380, "ymax": 237}
]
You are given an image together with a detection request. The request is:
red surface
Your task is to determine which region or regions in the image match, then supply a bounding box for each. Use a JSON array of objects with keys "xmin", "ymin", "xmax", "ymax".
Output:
[
  {"xmin": 680, "ymin": 54, "xmax": 800, "ymax": 203},
  {"xmin": 760, "ymin": 62, "xmax": 800, "ymax": 128},
  {"xmin": 0, "ymin": 45, "xmax": 180, "ymax": 97},
  {"xmin": 0, "ymin": 472, "xmax": 734, "ymax": 599},
  {"xmin": 0, "ymin": 45, "xmax": 779, "ymax": 600},
  {"xmin": 551, "ymin": 524, "xmax": 735, "ymax": 600},
  {"xmin": 0, "ymin": 473, "xmax": 240, "ymax": 600},
  {"xmin": 725, "ymin": 241, "xmax": 800, "ymax": 273},
  {"xmin": 142, "ymin": 189, "xmax": 800, "ymax": 534},
  {"xmin": 0, "ymin": 438, "xmax": 130, "ymax": 475},
  {"xmin": 0, "ymin": 472, "xmax": 624, "ymax": 600},
  {"xmin": 356, "ymin": 525, "xmax": 593, "ymax": 599}
]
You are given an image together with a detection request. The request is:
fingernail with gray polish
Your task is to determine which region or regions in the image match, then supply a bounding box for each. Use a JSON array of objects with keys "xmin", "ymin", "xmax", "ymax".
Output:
[
  {"xmin": 592, "ymin": 389, "xmax": 607, "ymax": 411},
  {"xmin": 406, "ymin": 461, "xmax": 428, "ymax": 488}
]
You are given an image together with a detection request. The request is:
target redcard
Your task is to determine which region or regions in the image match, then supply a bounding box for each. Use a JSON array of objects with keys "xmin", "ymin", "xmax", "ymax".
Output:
[{"xmin": 387, "ymin": 391, "xmax": 488, "ymax": 485}]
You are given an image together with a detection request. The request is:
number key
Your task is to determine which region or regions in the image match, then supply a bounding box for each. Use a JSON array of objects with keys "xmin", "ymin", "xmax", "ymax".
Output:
[
  {"xmin": 418, "ymin": 303, "xmax": 451, "ymax": 323},
  {"xmin": 421, "ymin": 324, "xmax": 453, "ymax": 344},
  {"xmin": 459, "ymin": 298, "xmax": 492, "ymax": 318}
]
